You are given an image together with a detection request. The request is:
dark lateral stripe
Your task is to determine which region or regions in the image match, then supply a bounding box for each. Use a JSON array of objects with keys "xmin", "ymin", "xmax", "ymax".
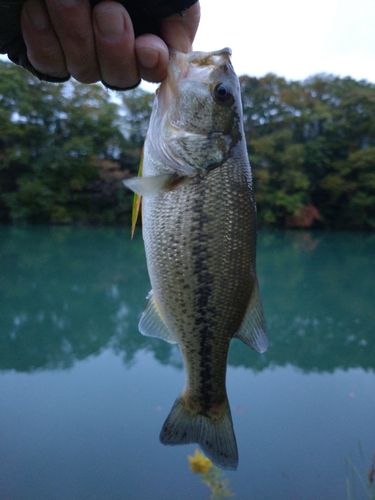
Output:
[{"xmin": 191, "ymin": 180, "xmax": 216, "ymax": 413}]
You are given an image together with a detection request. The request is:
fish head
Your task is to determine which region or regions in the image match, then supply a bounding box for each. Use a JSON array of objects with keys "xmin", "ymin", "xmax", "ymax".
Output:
[
  {"xmin": 165, "ymin": 48, "xmax": 240, "ymax": 135},
  {"xmin": 148, "ymin": 48, "xmax": 245, "ymax": 176}
]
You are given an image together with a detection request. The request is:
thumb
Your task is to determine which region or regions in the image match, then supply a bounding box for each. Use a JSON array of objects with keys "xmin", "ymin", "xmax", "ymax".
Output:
[{"xmin": 160, "ymin": 2, "xmax": 200, "ymax": 53}]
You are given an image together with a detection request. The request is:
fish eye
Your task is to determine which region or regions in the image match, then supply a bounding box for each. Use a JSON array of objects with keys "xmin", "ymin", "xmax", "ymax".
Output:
[{"xmin": 213, "ymin": 83, "xmax": 234, "ymax": 105}]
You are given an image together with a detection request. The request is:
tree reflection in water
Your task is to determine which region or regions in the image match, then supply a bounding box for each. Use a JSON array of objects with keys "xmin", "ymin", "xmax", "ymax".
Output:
[{"xmin": 1, "ymin": 226, "xmax": 374, "ymax": 374}]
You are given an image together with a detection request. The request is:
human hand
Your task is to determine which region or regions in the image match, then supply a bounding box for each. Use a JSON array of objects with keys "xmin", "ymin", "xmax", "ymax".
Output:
[{"xmin": 20, "ymin": 0, "xmax": 200, "ymax": 89}]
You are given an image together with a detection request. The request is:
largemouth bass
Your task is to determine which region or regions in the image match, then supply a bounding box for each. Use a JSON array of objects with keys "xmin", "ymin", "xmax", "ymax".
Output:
[{"xmin": 124, "ymin": 48, "xmax": 267, "ymax": 470}]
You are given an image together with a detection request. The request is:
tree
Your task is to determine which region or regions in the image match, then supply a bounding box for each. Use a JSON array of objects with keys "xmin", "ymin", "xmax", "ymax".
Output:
[
  {"xmin": 0, "ymin": 60, "xmax": 153, "ymax": 224},
  {"xmin": 1, "ymin": 59, "xmax": 374, "ymax": 229},
  {"xmin": 240, "ymin": 73, "xmax": 375, "ymax": 230}
]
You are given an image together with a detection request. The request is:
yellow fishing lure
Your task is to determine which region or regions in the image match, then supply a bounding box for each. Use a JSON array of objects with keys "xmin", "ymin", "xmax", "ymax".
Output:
[{"xmin": 131, "ymin": 147, "xmax": 144, "ymax": 239}]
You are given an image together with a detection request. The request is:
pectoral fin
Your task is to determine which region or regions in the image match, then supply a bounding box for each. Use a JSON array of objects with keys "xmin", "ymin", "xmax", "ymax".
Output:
[
  {"xmin": 234, "ymin": 279, "xmax": 268, "ymax": 353},
  {"xmin": 139, "ymin": 291, "xmax": 177, "ymax": 344},
  {"xmin": 123, "ymin": 174, "xmax": 173, "ymax": 196},
  {"xmin": 123, "ymin": 174, "xmax": 186, "ymax": 197}
]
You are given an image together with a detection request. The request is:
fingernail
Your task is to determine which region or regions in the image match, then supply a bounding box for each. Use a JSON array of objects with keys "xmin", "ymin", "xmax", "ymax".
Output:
[
  {"xmin": 137, "ymin": 48, "xmax": 159, "ymax": 69},
  {"xmin": 95, "ymin": 9, "xmax": 125, "ymax": 41}
]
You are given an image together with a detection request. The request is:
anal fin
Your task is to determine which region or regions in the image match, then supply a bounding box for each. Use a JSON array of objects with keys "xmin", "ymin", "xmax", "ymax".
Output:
[
  {"xmin": 234, "ymin": 279, "xmax": 268, "ymax": 353},
  {"xmin": 139, "ymin": 291, "xmax": 177, "ymax": 344}
]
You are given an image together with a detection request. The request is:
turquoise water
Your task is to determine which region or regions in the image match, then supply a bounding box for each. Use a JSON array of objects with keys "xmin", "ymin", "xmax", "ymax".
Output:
[{"xmin": 1, "ymin": 226, "xmax": 374, "ymax": 499}]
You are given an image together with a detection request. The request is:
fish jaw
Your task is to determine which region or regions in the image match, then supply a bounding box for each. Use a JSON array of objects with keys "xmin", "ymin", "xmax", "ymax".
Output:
[
  {"xmin": 145, "ymin": 48, "xmax": 243, "ymax": 177},
  {"xmin": 156, "ymin": 47, "xmax": 234, "ymax": 116}
]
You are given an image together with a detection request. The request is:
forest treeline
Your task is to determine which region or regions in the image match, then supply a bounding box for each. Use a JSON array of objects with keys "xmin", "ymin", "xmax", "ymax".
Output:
[{"xmin": 1, "ymin": 60, "xmax": 374, "ymax": 229}]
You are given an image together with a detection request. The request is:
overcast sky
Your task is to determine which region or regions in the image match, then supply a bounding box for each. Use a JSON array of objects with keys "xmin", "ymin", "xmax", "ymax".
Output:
[
  {"xmin": 1, "ymin": 0, "xmax": 374, "ymax": 86},
  {"xmin": 193, "ymin": 0, "xmax": 375, "ymax": 82}
]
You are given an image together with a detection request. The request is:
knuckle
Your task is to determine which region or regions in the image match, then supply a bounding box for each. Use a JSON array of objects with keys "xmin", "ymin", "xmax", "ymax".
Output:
[
  {"xmin": 27, "ymin": 43, "xmax": 67, "ymax": 77},
  {"xmin": 69, "ymin": 62, "xmax": 101, "ymax": 84}
]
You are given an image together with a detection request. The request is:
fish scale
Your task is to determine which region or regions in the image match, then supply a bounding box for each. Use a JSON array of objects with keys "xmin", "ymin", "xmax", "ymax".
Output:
[{"xmin": 124, "ymin": 48, "xmax": 268, "ymax": 470}]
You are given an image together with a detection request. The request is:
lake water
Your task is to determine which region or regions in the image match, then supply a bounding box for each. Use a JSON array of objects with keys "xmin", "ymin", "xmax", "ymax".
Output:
[{"xmin": 0, "ymin": 226, "xmax": 374, "ymax": 500}]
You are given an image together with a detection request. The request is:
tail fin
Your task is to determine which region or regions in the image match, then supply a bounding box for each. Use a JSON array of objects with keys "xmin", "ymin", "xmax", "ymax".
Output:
[{"xmin": 159, "ymin": 394, "xmax": 238, "ymax": 470}]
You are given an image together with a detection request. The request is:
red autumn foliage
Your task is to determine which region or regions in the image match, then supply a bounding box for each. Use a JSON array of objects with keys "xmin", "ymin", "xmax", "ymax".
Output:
[{"xmin": 286, "ymin": 205, "xmax": 321, "ymax": 228}]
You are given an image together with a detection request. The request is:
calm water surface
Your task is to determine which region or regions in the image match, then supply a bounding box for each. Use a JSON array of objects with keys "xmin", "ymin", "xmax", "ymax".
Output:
[{"xmin": 0, "ymin": 226, "xmax": 374, "ymax": 500}]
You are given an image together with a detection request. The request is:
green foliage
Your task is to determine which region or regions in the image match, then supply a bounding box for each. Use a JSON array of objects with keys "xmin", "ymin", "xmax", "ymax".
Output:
[
  {"xmin": 241, "ymin": 73, "xmax": 375, "ymax": 229},
  {"xmin": 1, "ymin": 60, "xmax": 375, "ymax": 229},
  {"xmin": 0, "ymin": 60, "xmax": 152, "ymax": 224}
]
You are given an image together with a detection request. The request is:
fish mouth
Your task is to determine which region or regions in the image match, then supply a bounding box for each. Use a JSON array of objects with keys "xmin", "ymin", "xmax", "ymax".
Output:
[
  {"xmin": 168, "ymin": 47, "xmax": 233, "ymax": 84},
  {"xmin": 155, "ymin": 48, "xmax": 234, "ymax": 118},
  {"xmin": 186, "ymin": 47, "xmax": 232, "ymax": 67}
]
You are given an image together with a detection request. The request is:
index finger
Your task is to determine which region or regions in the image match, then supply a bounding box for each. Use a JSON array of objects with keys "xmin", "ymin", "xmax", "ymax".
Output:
[{"xmin": 44, "ymin": 0, "xmax": 100, "ymax": 83}]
